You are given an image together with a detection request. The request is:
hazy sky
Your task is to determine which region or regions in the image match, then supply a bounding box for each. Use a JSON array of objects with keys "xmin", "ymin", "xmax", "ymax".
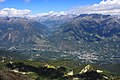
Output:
[{"xmin": 0, "ymin": 0, "xmax": 101, "ymax": 13}]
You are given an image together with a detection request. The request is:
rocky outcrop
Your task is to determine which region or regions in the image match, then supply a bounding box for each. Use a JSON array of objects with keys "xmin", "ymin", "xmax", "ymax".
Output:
[{"xmin": 0, "ymin": 70, "xmax": 32, "ymax": 80}]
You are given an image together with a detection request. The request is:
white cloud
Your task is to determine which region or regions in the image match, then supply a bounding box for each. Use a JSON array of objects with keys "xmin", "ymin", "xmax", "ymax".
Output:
[
  {"xmin": 91, "ymin": 0, "xmax": 120, "ymax": 15},
  {"xmin": 0, "ymin": 0, "xmax": 5, "ymax": 2},
  {"xmin": 36, "ymin": 11, "xmax": 67, "ymax": 17},
  {"xmin": 1, "ymin": 0, "xmax": 120, "ymax": 18},
  {"xmin": 35, "ymin": 0, "xmax": 120, "ymax": 17},
  {"xmin": 69, "ymin": 0, "xmax": 120, "ymax": 15},
  {"xmin": 99, "ymin": 0, "xmax": 120, "ymax": 5},
  {"xmin": 0, "ymin": 8, "xmax": 31, "ymax": 17}
]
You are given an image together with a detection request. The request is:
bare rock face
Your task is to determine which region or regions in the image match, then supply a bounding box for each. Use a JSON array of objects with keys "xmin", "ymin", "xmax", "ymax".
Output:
[{"xmin": 0, "ymin": 71, "xmax": 32, "ymax": 80}]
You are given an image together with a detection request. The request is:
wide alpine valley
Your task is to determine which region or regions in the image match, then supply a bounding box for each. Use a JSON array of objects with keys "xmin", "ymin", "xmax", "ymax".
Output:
[{"xmin": 0, "ymin": 0, "xmax": 120, "ymax": 80}]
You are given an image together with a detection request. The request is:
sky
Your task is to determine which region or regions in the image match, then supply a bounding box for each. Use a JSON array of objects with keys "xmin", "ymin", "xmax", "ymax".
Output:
[
  {"xmin": 0, "ymin": 0, "xmax": 101, "ymax": 13},
  {"xmin": 0, "ymin": 0, "xmax": 120, "ymax": 17}
]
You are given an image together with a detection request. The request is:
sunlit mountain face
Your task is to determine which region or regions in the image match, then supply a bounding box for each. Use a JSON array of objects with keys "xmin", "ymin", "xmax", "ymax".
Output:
[{"xmin": 0, "ymin": 0, "xmax": 120, "ymax": 80}]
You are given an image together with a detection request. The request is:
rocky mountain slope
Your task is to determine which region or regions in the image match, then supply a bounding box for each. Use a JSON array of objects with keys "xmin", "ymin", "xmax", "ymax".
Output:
[
  {"xmin": 0, "ymin": 70, "xmax": 32, "ymax": 80},
  {"xmin": 48, "ymin": 14, "xmax": 120, "ymax": 63},
  {"xmin": 0, "ymin": 17, "xmax": 51, "ymax": 50},
  {"xmin": 49, "ymin": 14, "xmax": 120, "ymax": 49},
  {"xmin": 0, "ymin": 14, "xmax": 120, "ymax": 63}
]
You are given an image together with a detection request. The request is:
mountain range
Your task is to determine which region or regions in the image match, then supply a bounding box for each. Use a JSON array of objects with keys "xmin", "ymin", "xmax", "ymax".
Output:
[
  {"xmin": 0, "ymin": 14, "xmax": 120, "ymax": 63},
  {"xmin": 0, "ymin": 17, "xmax": 51, "ymax": 50}
]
